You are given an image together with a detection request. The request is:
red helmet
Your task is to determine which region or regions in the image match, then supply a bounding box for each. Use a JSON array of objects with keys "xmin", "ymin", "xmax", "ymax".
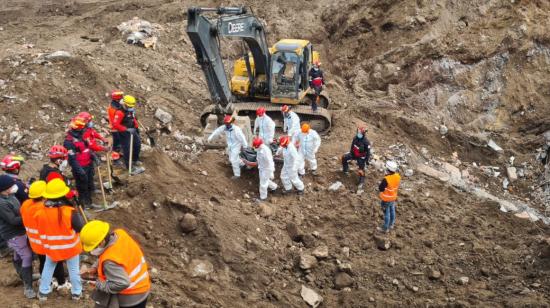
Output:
[
  {"xmin": 256, "ymin": 107, "xmax": 266, "ymax": 117},
  {"xmin": 279, "ymin": 135, "xmax": 290, "ymax": 147},
  {"xmin": 357, "ymin": 126, "xmax": 367, "ymax": 134},
  {"xmin": 281, "ymin": 105, "xmax": 290, "ymax": 113},
  {"xmin": 111, "ymin": 90, "xmax": 124, "ymax": 101},
  {"xmin": 70, "ymin": 117, "xmax": 86, "ymax": 130},
  {"xmin": 223, "ymin": 115, "xmax": 233, "ymax": 124},
  {"xmin": 48, "ymin": 145, "xmax": 68, "ymax": 159},
  {"xmin": 77, "ymin": 112, "xmax": 93, "ymax": 124},
  {"xmin": 1, "ymin": 154, "xmax": 24, "ymax": 171},
  {"xmin": 252, "ymin": 137, "xmax": 263, "ymax": 148}
]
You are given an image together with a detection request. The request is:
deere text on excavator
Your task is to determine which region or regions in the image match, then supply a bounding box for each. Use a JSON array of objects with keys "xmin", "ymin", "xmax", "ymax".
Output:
[{"xmin": 186, "ymin": 6, "xmax": 332, "ymax": 146}]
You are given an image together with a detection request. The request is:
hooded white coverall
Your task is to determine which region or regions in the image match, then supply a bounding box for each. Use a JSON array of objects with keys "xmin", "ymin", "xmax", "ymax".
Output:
[
  {"xmin": 254, "ymin": 114, "xmax": 276, "ymax": 145},
  {"xmin": 208, "ymin": 125, "xmax": 248, "ymax": 177},
  {"xmin": 283, "ymin": 111, "xmax": 301, "ymax": 141},
  {"xmin": 256, "ymin": 143, "xmax": 278, "ymax": 199},
  {"xmin": 296, "ymin": 129, "xmax": 321, "ymax": 175},
  {"xmin": 276, "ymin": 143, "xmax": 304, "ymax": 192}
]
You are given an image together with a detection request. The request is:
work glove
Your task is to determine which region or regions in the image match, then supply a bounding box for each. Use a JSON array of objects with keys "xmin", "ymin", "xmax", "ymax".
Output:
[
  {"xmin": 126, "ymin": 128, "xmax": 136, "ymax": 135},
  {"xmin": 92, "ymin": 154, "xmax": 101, "ymax": 166}
]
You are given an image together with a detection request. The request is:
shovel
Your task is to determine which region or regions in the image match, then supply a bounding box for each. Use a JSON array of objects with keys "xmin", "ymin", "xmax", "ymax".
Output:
[
  {"xmin": 95, "ymin": 165, "xmax": 116, "ymax": 212},
  {"xmin": 137, "ymin": 119, "xmax": 156, "ymax": 147},
  {"xmin": 104, "ymin": 151, "xmax": 115, "ymax": 193}
]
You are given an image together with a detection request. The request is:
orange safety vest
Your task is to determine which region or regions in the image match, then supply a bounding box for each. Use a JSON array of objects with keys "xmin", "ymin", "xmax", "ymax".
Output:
[
  {"xmin": 35, "ymin": 206, "xmax": 82, "ymax": 262},
  {"xmin": 98, "ymin": 229, "xmax": 150, "ymax": 295},
  {"xmin": 20, "ymin": 199, "xmax": 45, "ymax": 255},
  {"xmin": 108, "ymin": 106, "xmax": 117, "ymax": 130},
  {"xmin": 379, "ymin": 173, "xmax": 401, "ymax": 202}
]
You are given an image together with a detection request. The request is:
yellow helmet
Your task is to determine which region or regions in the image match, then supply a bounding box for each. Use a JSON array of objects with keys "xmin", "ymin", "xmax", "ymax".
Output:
[
  {"xmin": 80, "ymin": 220, "xmax": 110, "ymax": 252},
  {"xmin": 42, "ymin": 178, "xmax": 70, "ymax": 199},
  {"xmin": 29, "ymin": 180, "xmax": 47, "ymax": 199},
  {"xmin": 123, "ymin": 95, "xmax": 137, "ymax": 108}
]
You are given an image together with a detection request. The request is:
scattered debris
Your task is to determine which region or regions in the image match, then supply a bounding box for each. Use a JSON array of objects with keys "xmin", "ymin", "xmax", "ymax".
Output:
[
  {"xmin": 487, "ymin": 139, "xmax": 503, "ymax": 153},
  {"xmin": 117, "ymin": 17, "xmax": 162, "ymax": 49},
  {"xmin": 300, "ymin": 254, "xmax": 318, "ymax": 270},
  {"xmin": 334, "ymin": 272, "xmax": 354, "ymax": 289},
  {"xmin": 429, "ymin": 269, "xmax": 442, "ymax": 280},
  {"xmin": 312, "ymin": 245, "xmax": 329, "ymax": 259},
  {"xmin": 374, "ymin": 235, "xmax": 391, "ymax": 250},
  {"xmin": 258, "ymin": 203, "xmax": 274, "ymax": 218},
  {"xmin": 300, "ymin": 285, "xmax": 323, "ymax": 308},
  {"xmin": 180, "ymin": 213, "xmax": 197, "ymax": 233},
  {"xmin": 45, "ymin": 50, "xmax": 72, "ymax": 60},
  {"xmin": 155, "ymin": 108, "xmax": 173, "ymax": 124},
  {"xmin": 328, "ymin": 181, "xmax": 343, "ymax": 191},
  {"xmin": 457, "ymin": 276, "xmax": 469, "ymax": 285},
  {"xmin": 506, "ymin": 167, "xmax": 518, "ymax": 182},
  {"xmin": 189, "ymin": 259, "xmax": 214, "ymax": 277},
  {"xmin": 439, "ymin": 124, "xmax": 448, "ymax": 135}
]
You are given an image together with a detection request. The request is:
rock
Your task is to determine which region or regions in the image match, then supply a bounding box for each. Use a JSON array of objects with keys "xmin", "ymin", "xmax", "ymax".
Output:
[
  {"xmin": 439, "ymin": 125, "xmax": 448, "ymax": 135},
  {"xmin": 457, "ymin": 276, "xmax": 469, "ymax": 285},
  {"xmin": 150, "ymin": 267, "xmax": 159, "ymax": 280},
  {"xmin": 507, "ymin": 167, "xmax": 518, "ymax": 182},
  {"xmin": 342, "ymin": 247, "xmax": 350, "ymax": 258},
  {"xmin": 328, "ymin": 181, "xmax": 343, "ymax": 191},
  {"xmin": 374, "ymin": 235, "xmax": 391, "ymax": 250},
  {"xmin": 45, "ymin": 50, "xmax": 72, "ymax": 60},
  {"xmin": 300, "ymin": 285, "xmax": 323, "ymax": 308},
  {"xmin": 404, "ymin": 169, "xmax": 414, "ymax": 177},
  {"xmin": 0, "ymin": 271, "xmax": 20, "ymax": 287},
  {"xmin": 312, "ymin": 245, "xmax": 329, "ymax": 259},
  {"xmin": 428, "ymin": 269, "xmax": 442, "ymax": 280},
  {"xmin": 258, "ymin": 203, "xmax": 274, "ymax": 218},
  {"xmin": 334, "ymin": 272, "xmax": 354, "ymax": 289},
  {"xmin": 514, "ymin": 211, "xmax": 530, "ymax": 219},
  {"xmin": 200, "ymin": 170, "xmax": 208, "ymax": 176},
  {"xmin": 502, "ymin": 178, "xmax": 510, "ymax": 189},
  {"xmin": 286, "ymin": 223, "xmax": 303, "ymax": 242},
  {"xmin": 189, "ymin": 259, "xmax": 214, "ymax": 277},
  {"xmin": 442, "ymin": 162, "xmax": 461, "ymax": 182},
  {"xmin": 302, "ymin": 234, "xmax": 316, "ymax": 248},
  {"xmin": 338, "ymin": 262, "xmax": 353, "ymax": 274},
  {"xmin": 392, "ymin": 279, "xmax": 399, "ymax": 285},
  {"xmin": 154, "ymin": 108, "xmax": 173, "ymax": 124},
  {"xmin": 180, "ymin": 213, "xmax": 197, "ymax": 233},
  {"xmin": 387, "ymin": 257, "xmax": 396, "ymax": 267},
  {"xmin": 487, "ymin": 139, "xmax": 503, "ymax": 153},
  {"xmin": 300, "ymin": 254, "xmax": 318, "ymax": 270}
]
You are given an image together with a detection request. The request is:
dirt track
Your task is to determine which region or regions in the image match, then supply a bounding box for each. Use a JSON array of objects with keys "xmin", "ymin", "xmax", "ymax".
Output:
[{"xmin": 1, "ymin": 0, "xmax": 550, "ymax": 307}]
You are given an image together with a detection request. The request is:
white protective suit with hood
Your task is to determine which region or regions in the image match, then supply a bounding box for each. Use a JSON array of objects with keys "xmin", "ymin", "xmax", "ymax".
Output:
[
  {"xmin": 296, "ymin": 129, "xmax": 321, "ymax": 175},
  {"xmin": 254, "ymin": 114, "xmax": 276, "ymax": 145},
  {"xmin": 276, "ymin": 142, "xmax": 304, "ymax": 191},
  {"xmin": 283, "ymin": 111, "xmax": 301, "ymax": 141},
  {"xmin": 256, "ymin": 143, "xmax": 278, "ymax": 199},
  {"xmin": 207, "ymin": 124, "xmax": 248, "ymax": 177}
]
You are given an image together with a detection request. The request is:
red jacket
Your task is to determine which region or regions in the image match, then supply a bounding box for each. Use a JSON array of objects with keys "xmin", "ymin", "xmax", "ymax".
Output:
[
  {"xmin": 83, "ymin": 128, "xmax": 107, "ymax": 152},
  {"xmin": 112, "ymin": 109, "xmax": 139, "ymax": 133}
]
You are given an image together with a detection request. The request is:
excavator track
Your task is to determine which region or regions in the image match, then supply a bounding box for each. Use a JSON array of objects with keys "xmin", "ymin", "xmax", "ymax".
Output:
[{"xmin": 200, "ymin": 102, "xmax": 332, "ymax": 135}]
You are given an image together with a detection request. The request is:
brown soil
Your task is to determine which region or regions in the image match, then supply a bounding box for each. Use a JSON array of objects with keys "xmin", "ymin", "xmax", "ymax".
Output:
[{"xmin": 1, "ymin": 0, "xmax": 550, "ymax": 307}]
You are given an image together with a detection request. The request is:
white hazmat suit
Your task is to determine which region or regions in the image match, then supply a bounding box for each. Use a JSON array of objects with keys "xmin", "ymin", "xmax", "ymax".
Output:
[
  {"xmin": 254, "ymin": 114, "xmax": 275, "ymax": 145},
  {"xmin": 207, "ymin": 124, "xmax": 248, "ymax": 177},
  {"xmin": 276, "ymin": 143, "xmax": 304, "ymax": 192},
  {"xmin": 283, "ymin": 111, "xmax": 301, "ymax": 141},
  {"xmin": 256, "ymin": 143, "xmax": 278, "ymax": 200},
  {"xmin": 296, "ymin": 129, "xmax": 321, "ymax": 175}
]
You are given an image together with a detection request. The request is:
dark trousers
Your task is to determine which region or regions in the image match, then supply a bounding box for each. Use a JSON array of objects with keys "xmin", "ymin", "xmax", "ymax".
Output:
[
  {"xmin": 121, "ymin": 131, "xmax": 141, "ymax": 168},
  {"xmin": 38, "ymin": 254, "xmax": 66, "ymax": 285},
  {"xmin": 311, "ymin": 86, "xmax": 322, "ymax": 111},
  {"xmin": 112, "ymin": 131, "xmax": 122, "ymax": 153},
  {"xmin": 342, "ymin": 153, "xmax": 367, "ymax": 184},
  {"xmin": 125, "ymin": 297, "xmax": 148, "ymax": 308},
  {"xmin": 73, "ymin": 164, "xmax": 95, "ymax": 205}
]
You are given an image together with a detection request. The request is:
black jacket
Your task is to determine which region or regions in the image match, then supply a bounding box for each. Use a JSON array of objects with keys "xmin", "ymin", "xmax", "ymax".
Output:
[
  {"xmin": 350, "ymin": 136, "xmax": 371, "ymax": 160},
  {"xmin": 0, "ymin": 194, "xmax": 25, "ymax": 240},
  {"xmin": 39, "ymin": 164, "xmax": 68, "ymax": 183},
  {"xmin": 44, "ymin": 199, "xmax": 85, "ymax": 233}
]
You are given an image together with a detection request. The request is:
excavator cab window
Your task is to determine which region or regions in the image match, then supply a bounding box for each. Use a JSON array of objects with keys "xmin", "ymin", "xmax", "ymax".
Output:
[{"xmin": 271, "ymin": 50, "xmax": 301, "ymax": 98}]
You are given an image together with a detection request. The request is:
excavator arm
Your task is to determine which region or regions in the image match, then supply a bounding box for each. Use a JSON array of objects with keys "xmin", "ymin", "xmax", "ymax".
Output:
[{"xmin": 186, "ymin": 6, "xmax": 271, "ymax": 109}]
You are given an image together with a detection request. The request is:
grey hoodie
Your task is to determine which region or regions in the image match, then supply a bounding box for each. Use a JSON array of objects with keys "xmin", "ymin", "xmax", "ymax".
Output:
[{"xmin": 0, "ymin": 194, "xmax": 25, "ymax": 241}]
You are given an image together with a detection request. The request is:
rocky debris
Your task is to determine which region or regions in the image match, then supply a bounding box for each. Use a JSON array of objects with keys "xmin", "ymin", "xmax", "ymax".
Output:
[
  {"xmin": 117, "ymin": 17, "xmax": 162, "ymax": 49},
  {"xmin": 502, "ymin": 178, "xmax": 510, "ymax": 190},
  {"xmin": 0, "ymin": 271, "xmax": 20, "ymax": 287},
  {"xmin": 312, "ymin": 245, "xmax": 329, "ymax": 259},
  {"xmin": 457, "ymin": 276, "xmax": 469, "ymax": 285},
  {"xmin": 200, "ymin": 170, "xmax": 208, "ymax": 176},
  {"xmin": 439, "ymin": 124, "xmax": 448, "ymax": 135},
  {"xmin": 328, "ymin": 181, "xmax": 343, "ymax": 191},
  {"xmin": 300, "ymin": 285, "xmax": 323, "ymax": 308},
  {"xmin": 374, "ymin": 235, "xmax": 391, "ymax": 250},
  {"xmin": 155, "ymin": 108, "xmax": 173, "ymax": 124},
  {"xmin": 404, "ymin": 169, "xmax": 414, "ymax": 177},
  {"xmin": 258, "ymin": 203, "xmax": 274, "ymax": 218},
  {"xmin": 189, "ymin": 259, "xmax": 214, "ymax": 278},
  {"xmin": 45, "ymin": 50, "xmax": 72, "ymax": 60},
  {"xmin": 337, "ymin": 262, "xmax": 353, "ymax": 274},
  {"xmin": 507, "ymin": 167, "xmax": 518, "ymax": 182},
  {"xmin": 286, "ymin": 223, "xmax": 304, "ymax": 242},
  {"xmin": 392, "ymin": 279, "xmax": 399, "ymax": 286},
  {"xmin": 300, "ymin": 254, "xmax": 318, "ymax": 270},
  {"xmin": 334, "ymin": 272, "xmax": 354, "ymax": 289},
  {"xmin": 487, "ymin": 139, "xmax": 503, "ymax": 153},
  {"xmin": 428, "ymin": 269, "xmax": 442, "ymax": 280},
  {"xmin": 342, "ymin": 247, "xmax": 350, "ymax": 258},
  {"xmin": 442, "ymin": 162, "xmax": 461, "ymax": 183},
  {"xmin": 179, "ymin": 213, "xmax": 197, "ymax": 233}
]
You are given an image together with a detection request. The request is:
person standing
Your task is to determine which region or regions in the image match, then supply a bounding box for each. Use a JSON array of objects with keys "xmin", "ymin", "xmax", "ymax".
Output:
[
  {"xmin": 276, "ymin": 136, "xmax": 304, "ymax": 194},
  {"xmin": 252, "ymin": 137, "xmax": 277, "ymax": 202},
  {"xmin": 296, "ymin": 123, "xmax": 321, "ymax": 176},
  {"xmin": 112, "ymin": 95, "xmax": 143, "ymax": 173},
  {"xmin": 36, "ymin": 178, "xmax": 84, "ymax": 301},
  {"xmin": 0, "ymin": 175, "xmax": 36, "ymax": 298},
  {"xmin": 108, "ymin": 90, "xmax": 124, "ymax": 154},
  {"xmin": 78, "ymin": 111, "xmax": 109, "ymax": 153},
  {"xmin": 40, "ymin": 145, "xmax": 70, "ymax": 184},
  {"xmin": 1, "ymin": 154, "xmax": 29, "ymax": 203},
  {"xmin": 80, "ymin": 220, "xmax": 150, "ymax": 307},
  {"xmin": 378, "ymin": 161, "xmax": 401, "ymax": 233},
  {"xmin": 281, "ymin": 105, "xmax": 301, "ymax": 141},
  {"xmin": 253, "ymin": 107, "xmax": 275, "ymax": 145},
  {"xmin": 341, "ymin": 127, "xmax": 371, "ymax": 192},
  {"xmin": 207, "ymin": 115, "xmax": 248, "ymax": 179},
  {"xmin": 308, "ymin": 60, "xmax": 324, "ymax": 112}
]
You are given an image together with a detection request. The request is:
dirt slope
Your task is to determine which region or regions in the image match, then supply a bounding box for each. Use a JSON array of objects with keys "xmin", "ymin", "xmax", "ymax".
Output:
[{"xmin": 0, "ymin": 0, "xmax": 549, "ymax": 307}]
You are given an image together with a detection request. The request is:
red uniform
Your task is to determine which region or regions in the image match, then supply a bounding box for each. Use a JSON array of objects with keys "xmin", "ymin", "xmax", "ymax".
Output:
[{"xmin": 83, "ymin": 128, "xmax": 107, "ymax": 152}]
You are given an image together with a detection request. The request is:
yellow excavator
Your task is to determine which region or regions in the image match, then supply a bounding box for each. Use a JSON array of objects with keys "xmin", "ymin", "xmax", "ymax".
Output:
[{"xmin": 186, "ymin": 6, "xmax": 331, "ymax": 146}]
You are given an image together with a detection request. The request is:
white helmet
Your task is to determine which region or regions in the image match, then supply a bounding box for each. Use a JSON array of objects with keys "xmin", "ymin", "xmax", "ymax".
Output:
[{"xmin": 385, "ymin": 161, "xmax": 398, "ymax": 172}]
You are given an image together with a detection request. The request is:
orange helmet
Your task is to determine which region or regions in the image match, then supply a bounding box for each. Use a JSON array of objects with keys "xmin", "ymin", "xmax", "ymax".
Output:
[
  {"xmin": 301, "ymin": 123, "xmax": 310, "ymax": 133},
  {"xmin": 279, "ymin": 135, "xmax": 290, "ymax": 147},
  {"xmin": 256, "ymin": 107, "xmax": 266, "ymax": 117},
  {"xmin": 252, "ymin": 137, "xmax": 263, "ymax": 148},
  {"xmin": 77, "ymin": 112, "xmax": 93, "ymax": 124},
  {"xmin": 1, "ymin": 154, "xmax": 24, "ymax": 172},
  {"xmin": 223, "ymin": 115, "xmax": 233, "ymax": 124},
  {"xmin": 281, "ymin": 105, "xmax": 290, "ymax": 113},
  {"xmin": 48, "ymin": 145, "xmax": 68, "ymax": 159},
  {"xmin": 111, "ymin": 90, "xmax": 124, "ymax": 101},
  {"xmin": 70, "ymin": 117, "xmax": 86, "ymax": 130}
]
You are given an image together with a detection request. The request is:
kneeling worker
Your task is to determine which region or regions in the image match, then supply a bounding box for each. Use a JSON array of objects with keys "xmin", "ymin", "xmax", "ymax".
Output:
[{"xmin": 80, "ymin": 220, "xmax": 150, "ymax": 307}]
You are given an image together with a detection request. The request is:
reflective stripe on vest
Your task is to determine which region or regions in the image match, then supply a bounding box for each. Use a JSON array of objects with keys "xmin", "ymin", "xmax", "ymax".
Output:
[
  {"xmin": 35, "ymin": 206, "xmax": 82, "ymax": 261},
  {"xmin": 98, "ymin": 229, "xmax": 150, "ymax": 295},
  {"xmin": 380, "ymin": 173, "xmax": 401, "ymax": 202}
]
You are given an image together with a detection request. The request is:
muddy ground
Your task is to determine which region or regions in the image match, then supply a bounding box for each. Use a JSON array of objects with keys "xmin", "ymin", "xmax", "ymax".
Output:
[{"xmin": 0, "ymin": 0, "xmax": 550, "ymax": 307}]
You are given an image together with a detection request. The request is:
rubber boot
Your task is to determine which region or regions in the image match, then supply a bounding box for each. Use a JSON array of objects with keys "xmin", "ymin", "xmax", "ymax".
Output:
[
  {"xmin": 12, "ymin": 259, "xmax": 23, "ymax": 278},
  {"xmin": 357, "ymin": 176, "xmax": 365, "ymax": 194},
  {"xmin": 21, "ymin": 267, "xmax": 36, "ymax": 299}
]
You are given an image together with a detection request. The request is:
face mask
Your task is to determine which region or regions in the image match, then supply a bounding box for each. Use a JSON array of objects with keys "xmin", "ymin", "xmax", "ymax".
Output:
[
  {"xmin": 87, "ymin": 122, "xmax": 94, "ymax": 128},
  {"xmin": 225, "ymin": 124, "xmax": 232, "ymax": 130},
  {"xmin": 90, "ymin": 246, "xmax": 105, "ymax": 256},
  {"xmin": 127, "ymin": 108, "xmax": 135, "ymax": 112},
  {"xmin": 356, "ymin": 133, "xmax": 363, "ymax": 139},
  {"xmin": 59, "ymin": 160, "xmax": 68, "ymax": 171},
  {"xmin": 9, "ymin": 184, "xmax": 18, "ymax": 195}
]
